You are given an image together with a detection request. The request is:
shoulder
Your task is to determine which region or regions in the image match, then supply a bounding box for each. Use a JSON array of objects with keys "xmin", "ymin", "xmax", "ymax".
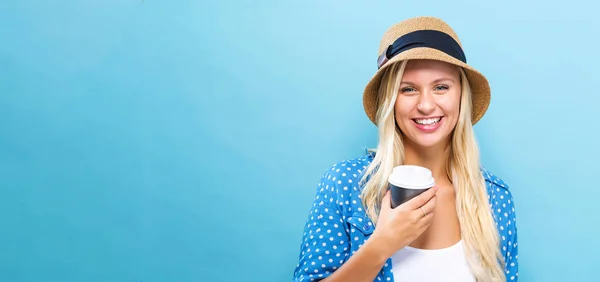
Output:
[
  {"xmin": 481, "ymin": 166, "xmax": 514, "ymax": 206},
  {"xmin": 317, "ymin": 151, "xmax": 375, "ymax": 185},
  {"xmin": 480, "ymin": 166, "xmax": 517, "ymax": 223},
  {"xmin": 311, "ymin": 151, "xmax": 375, "ymax": 210},
  {"xmin": 480, "ymin": 166, "xmax": 510, "ymax": 191},
  {"xmin": 480, "ymin": 166, "xmax": 514, "ymax": 202}
]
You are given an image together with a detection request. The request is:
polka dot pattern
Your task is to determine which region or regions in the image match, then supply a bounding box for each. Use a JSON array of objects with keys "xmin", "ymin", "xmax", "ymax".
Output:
[
  {"xmin": 292, "ymin": 151, "xmax": 519, "ymax": 281},
  {"xmin": 482, "ymin": 167, "xmax": 519, "ymax": 281}
]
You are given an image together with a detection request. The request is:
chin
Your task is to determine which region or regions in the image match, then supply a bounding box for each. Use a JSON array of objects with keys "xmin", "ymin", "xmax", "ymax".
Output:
[
  {"xmin": 403, "ymin": 131, "xmax": 452, "ymax": 149},
  {"xmin": 413, "ymin": 138, "xmax": 446, "ymax": 148}
]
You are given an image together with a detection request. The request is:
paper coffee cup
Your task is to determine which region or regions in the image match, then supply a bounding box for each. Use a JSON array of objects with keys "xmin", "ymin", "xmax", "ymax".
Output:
[{"xmin": 388, "ymin": 165, "xmax": 435, "ymax": 208}]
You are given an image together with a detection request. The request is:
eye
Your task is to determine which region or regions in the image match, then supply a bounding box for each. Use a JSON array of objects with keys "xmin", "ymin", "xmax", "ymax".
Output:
[
  {"xmin": 434, "ymin": 84, "xmax": 449, "ymax": 92},
  {"xmin": 401, "ymin": 87, "xmax": 416, "ymax": 93}
]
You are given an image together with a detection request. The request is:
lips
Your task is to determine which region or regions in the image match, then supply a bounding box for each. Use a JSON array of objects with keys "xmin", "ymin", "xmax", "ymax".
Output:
[
  {"xmin": 411, "ymin": 116, "xmax": 444, "ymax": 132},
  {"xmin": 412, "ymin": 117, "xmax": 442, "ymax": 125}
]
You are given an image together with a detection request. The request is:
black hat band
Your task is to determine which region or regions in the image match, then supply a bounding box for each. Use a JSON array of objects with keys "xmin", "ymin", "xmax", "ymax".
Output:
[{"xmin": 377, "ymin": 29, "xmax": 467, "ymax": 69}]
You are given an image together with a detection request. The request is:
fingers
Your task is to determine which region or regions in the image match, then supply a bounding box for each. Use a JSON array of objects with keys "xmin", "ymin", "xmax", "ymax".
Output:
[
  {"xmin": 379, "ymin": 190, "xmax": 392, "ymax": 217},
  {"xmin": 405, "ymin": 186, "xmax": 438, "ymax": 210},
  {"xmin": 419, "ymin": 195, "xmax": 437, "ymax": 215},
  {"xmin": 418, "ymin": 212, "xmax": 435, "ymax": 231}
]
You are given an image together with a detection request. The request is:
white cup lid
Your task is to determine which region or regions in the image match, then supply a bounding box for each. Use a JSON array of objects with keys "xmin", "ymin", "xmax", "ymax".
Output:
[{"xmin": 388, "ymin": 165, "xmax": 435, "ymax": 189}]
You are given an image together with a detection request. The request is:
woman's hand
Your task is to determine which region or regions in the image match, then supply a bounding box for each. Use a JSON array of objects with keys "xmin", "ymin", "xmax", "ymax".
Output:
[{"xmin": 370, "ymin": 187, "xmax": 438, "ymax": 258}]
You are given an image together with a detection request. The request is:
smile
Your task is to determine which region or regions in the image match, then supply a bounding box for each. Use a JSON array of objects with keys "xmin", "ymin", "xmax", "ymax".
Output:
[
  {"xmin": 411, "ymin": 116, "xmax": 444, "ymax": 132},
  {"xmin": 413, "ymin": 117, "xmax": 442, "ymax": 125}
]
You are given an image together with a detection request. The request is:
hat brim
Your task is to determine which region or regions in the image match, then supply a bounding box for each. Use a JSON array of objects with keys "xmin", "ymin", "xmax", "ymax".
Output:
[{"xmin": 363, "ymin": 47, "xmax": 490, "ymax": 126}]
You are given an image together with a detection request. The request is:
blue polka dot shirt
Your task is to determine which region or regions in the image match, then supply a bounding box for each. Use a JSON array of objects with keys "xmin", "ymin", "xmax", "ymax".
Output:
[{"xmin": 292, "ymin": 151, "xmax": 519, "ymax": 281}]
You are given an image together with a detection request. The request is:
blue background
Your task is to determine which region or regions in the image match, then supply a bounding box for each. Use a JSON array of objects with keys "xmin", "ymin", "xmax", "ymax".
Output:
[{"xmin": 1, "ymin": 0, "xmax": 598, "ymax": 281}]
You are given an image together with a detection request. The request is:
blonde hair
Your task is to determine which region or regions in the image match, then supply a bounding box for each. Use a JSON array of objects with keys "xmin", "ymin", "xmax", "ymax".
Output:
[{"xmin": 359, "ymin": 60, "xmax": 505, "ymax": 282}]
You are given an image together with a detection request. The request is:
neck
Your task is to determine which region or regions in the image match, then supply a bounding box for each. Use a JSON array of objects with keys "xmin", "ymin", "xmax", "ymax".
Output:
[{"xmin": 403, "ymin": 140, "xmax": 451, "ymax": 184}]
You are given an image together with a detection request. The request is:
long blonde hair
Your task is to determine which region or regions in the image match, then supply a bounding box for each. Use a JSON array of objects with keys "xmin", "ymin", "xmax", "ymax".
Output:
[{"xmin": 359, "ymin": 60, "xmax": 505, "ymax": 282}]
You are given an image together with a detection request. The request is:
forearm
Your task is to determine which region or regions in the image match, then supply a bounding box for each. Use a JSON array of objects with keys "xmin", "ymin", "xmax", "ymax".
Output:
[{"xmin": 322, "ymin": 236, "xmax": 389, "ymax": 282}]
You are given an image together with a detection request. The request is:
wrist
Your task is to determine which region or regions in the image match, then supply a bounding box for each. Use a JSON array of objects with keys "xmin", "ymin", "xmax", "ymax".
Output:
[{"xmin": 363, "ymin": 234, "xmax": 392, "ymax": 264}]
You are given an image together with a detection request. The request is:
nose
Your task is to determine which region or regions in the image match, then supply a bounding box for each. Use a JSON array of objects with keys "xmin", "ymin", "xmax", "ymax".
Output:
[{"xmin": 417, "ymin": 92, "xmax": 435, "ymax": 114}]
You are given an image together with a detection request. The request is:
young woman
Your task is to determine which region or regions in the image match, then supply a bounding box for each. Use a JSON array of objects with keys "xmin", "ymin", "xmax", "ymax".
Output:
[{"xmin": 292, "ymin": 16, "xmax": 519, "ymax": 282}]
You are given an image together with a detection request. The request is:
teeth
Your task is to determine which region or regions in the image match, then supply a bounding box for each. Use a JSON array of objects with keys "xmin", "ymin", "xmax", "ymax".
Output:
[{"xmin": 415, "ymin": 117, "xmax": 441, "ymax": 125}]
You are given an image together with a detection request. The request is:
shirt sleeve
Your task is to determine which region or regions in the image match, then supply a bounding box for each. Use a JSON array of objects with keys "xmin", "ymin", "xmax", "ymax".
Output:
[
  {"xmin": 292, "ymin": 166, "xmax": 350, "ymax": 282},
  {"xmin": 503, "ymin": 190, "xmax": 519, "ymax": 281}
]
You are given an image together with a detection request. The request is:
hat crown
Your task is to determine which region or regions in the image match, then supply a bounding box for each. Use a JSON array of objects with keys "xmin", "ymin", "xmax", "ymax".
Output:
[{"xmin": 378, "ymin": 16, "xmax": 462, "ymax": 55}]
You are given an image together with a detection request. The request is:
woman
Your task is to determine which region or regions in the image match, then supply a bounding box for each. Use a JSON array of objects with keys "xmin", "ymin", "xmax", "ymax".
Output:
[{"xmin": 292, "ymin": 16, "xmax": 519, "ymax": 282}]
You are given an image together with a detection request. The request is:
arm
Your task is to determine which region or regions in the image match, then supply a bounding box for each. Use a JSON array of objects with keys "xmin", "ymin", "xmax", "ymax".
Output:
[
  {"xmin": 323, "ymin": 187, "xmax": 439, "ymax": 282},
  {"xmin": 504, "ymin": 191, "xmax": 519, "ymax": 281},
  {"xmin": 319, "ymin": 236, "xmax": 389, "ymax": 282},
  {"xmin": 292, "ymin": 206, "xmax": 388, "ymax": 282},
  {"xmin": 293, "ymin": 165, "xmax": 438, "ymax": 282},
  {"xmin": 484, "ymin": 170, "xmax": 519, "ymax": 282},
  {"xmin": 292, "ymin": 167, "xmax": 388, "ymax": 282}
]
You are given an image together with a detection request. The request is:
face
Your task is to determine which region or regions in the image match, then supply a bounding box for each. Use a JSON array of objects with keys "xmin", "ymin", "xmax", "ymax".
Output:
[{"xmin": 394, "ymin": 59, "xmax": 462, "ymax": 149}]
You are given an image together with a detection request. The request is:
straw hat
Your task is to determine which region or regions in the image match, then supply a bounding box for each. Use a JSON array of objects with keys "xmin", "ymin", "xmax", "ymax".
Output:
[{"xmin": 363, "ymin": 16, "xmax": 490, "ymax": 126}]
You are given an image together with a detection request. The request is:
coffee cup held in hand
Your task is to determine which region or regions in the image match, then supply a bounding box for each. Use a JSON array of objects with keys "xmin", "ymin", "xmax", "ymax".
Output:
[{"xmin": 388, "ymin": 165, "xmax": 436, "ymax": 209}]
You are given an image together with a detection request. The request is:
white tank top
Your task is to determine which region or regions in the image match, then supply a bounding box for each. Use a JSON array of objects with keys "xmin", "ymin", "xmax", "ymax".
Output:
[{"xmin": 390, "ymin": 240, "xmax": 476, "ymax": 282}]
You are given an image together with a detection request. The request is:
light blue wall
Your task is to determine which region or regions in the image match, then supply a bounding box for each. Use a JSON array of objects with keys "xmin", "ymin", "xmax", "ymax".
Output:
[{"xmin": 1, "ymin": 0, "xmax": 598, "ymax": 281}]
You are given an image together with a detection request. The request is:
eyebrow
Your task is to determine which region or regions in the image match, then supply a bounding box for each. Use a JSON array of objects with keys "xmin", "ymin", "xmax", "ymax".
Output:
[{"xmin": 401, "ymin": 78, "xmax": 457, "ymax": 85}]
